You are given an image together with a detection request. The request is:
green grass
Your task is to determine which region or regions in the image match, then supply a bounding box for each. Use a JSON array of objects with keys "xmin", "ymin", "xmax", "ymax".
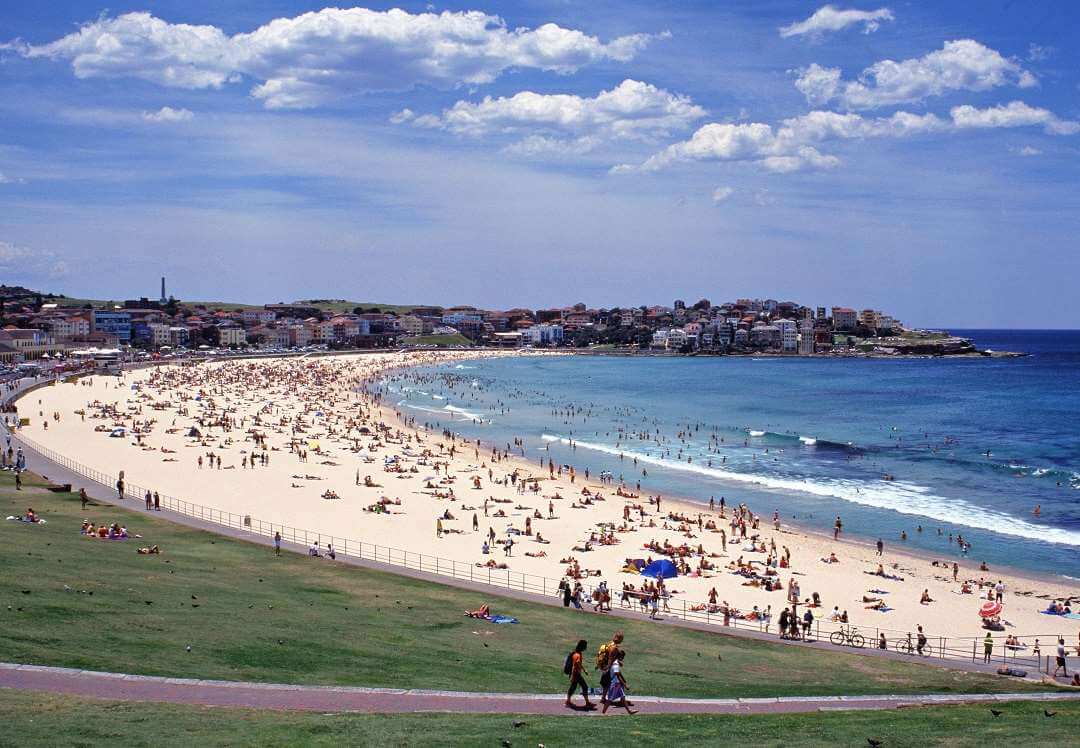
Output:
[
  {"xmin": 0, "ymin": 471, "xmax": 1047, "ymax": 698},
  {"xmin": 402, "ymin": 333, "xmax": 473, "ymax": 347},
  {"xmin": 0, "ymin": 692, "xmax": 1077, "ymax": 747}
]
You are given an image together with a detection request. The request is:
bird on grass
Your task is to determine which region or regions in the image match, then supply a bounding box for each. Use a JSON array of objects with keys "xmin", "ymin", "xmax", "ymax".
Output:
[
  {"xmin": 990, "ymin": 709, "xmax": 1003, "ymax": 717},
  {"xmin": 1044, "ymin": 710, "xmax": 1056, "ymax": 718},
  {"xmin": 867, "ymin": 739, "xmax": 883, "ymax": 747},
  {"xmin": 512, "ymin": 721, "xmax": 527, "ymax": 728}
]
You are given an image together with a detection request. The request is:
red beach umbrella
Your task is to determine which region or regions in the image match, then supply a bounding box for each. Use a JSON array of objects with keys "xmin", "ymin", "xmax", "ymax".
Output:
[{"xmin": 979, "ymin": 600, "xmax": 1003, "ymax": 618}]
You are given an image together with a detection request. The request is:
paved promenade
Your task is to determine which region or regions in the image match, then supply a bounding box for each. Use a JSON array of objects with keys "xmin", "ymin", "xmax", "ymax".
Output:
[{"xmin": 2, "ymin": 663, "xmax": 1077, "ymax": 715}]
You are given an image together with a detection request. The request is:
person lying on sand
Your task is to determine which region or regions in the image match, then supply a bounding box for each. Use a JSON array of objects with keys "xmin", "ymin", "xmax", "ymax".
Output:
[{"xmin": 137, "ymin": 545, "xmax": 160, "ymax": 554}]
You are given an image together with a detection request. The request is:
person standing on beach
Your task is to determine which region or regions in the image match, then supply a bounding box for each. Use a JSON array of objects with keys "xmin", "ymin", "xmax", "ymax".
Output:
[
  {"xmin": 274, "ymin": 531, "xmax": 281, "ymax": 556},
  {"xmin": 116, "ymin": 478, "xmax": 124, "ymax": 500},
  {"xmin": 994, "ymin": 580, "xmax": 1004, "ymax": 603},
  {"xmin": 564, "ymin": 639, "xmax": 594, "ymax": 709},
  {"xmin": 833, "ymin": 516, "xmax": 842, "ymax": 540},
  {"xmin": 876, "ymin": 538, "xmax": 883, "ymax": 556},
  {"xmin": 952, "ymin": 563, "xmax": 959, "ymax": 582},
  {"xmin": 436, "ymin": 518, "xmax": 443, "ymax": 538},
  {"xmin": 153, "ymin": 491, "xmax": 160, "ymax": 511},
  {"xmin": 145, "ymin": 491, "xmax": 152, "ymax": 510}
]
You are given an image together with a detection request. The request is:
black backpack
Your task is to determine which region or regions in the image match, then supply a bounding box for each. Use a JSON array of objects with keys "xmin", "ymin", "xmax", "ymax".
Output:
[{"xmin": 563, "ymin": 652, "xmax": 574, "ymax": 675}]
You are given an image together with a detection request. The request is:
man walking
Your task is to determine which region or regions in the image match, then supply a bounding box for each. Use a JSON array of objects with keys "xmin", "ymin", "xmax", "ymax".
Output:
[
  {"xmin": 1054, "ymin": 638, "xmax": 1069, "ymax": 678},
  {"xmin": 274, "ymin": 531, "xmax": 281, "ymax": 556}
]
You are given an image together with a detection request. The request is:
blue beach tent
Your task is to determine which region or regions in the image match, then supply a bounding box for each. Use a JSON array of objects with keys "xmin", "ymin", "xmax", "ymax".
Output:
[{"xmin": 640, "ymin": 559, "xmax": 678, "ymax": 579}]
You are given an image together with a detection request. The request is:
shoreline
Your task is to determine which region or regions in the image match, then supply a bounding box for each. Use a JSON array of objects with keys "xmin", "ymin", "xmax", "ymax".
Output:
[{"xmin": 13, "ymin": 351, "xmax": 1079, "ymax": 642}]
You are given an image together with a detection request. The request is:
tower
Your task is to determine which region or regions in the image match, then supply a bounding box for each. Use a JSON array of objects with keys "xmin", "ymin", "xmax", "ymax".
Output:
[{"xmin": 160, "ymin": 277, "xmax": 167, "ymax": 304}]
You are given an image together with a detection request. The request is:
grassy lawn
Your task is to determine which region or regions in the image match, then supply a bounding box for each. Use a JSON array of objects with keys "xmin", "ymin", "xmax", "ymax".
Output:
[
  {"xmin": 0, "ymin": 471, "xmax": 1048, "ymax": 698},
  {"xmin": 1, "ymin": 692, "xmax": 1077, "ymax": 747}
]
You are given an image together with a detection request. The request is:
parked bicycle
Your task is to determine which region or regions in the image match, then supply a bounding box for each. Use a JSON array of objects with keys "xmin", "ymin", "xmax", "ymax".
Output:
[
  {"xmin": 829, "ymin": 625, "xmax": 865, "ymax": 648},
  {"xmin": 895, "ymin": 633, "xmax": 915, "ymax": 655}
]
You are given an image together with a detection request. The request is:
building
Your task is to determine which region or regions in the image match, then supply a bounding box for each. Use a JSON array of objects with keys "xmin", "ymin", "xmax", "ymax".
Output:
[
  {"xmin": 217, "ymin": 325, "xmax": 247, "ymax": 347},
  {"xmin": 397, "ymin": 315, "xmax": 427, "ymax": 336},
  {"xmin": 520, "ymin": 324, "xmax": 564, "ymax": 347},
  {"xmin": 0, "ymin": 328, "xmax": 68, "ymax": 361},
  {"xmin": 241, "ymin": 309, "xmax": 277, "ymax": 325},
  {"xmin": 91, "ymin": 310, "xmax": 132, "ymax": 344},
  {"xmin": 776, "ymin": 319, "xmax": 798, "ymax": 352},
  {"xmin": 798, "ymin": 318, "xmax": 815, "ymax": 354},
  {"xmin": 831, "ymin": 307, "xmax": 857, "ymax": 331}
]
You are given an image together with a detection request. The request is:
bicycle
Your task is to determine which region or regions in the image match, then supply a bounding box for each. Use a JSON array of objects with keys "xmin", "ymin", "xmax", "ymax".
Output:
[
  {"xmin": 829, "ymin": 625, "xmax": 865, "ymax": 648},
  {"xmin": 894, "ymin": 633, "xmax": 914, "ymax": 655}
]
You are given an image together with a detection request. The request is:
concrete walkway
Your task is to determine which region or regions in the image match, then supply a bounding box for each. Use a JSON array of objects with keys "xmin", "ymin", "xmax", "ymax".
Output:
[{"xmin": 2, "ymin": 663, "xmax": 1077, "ymax": 715}]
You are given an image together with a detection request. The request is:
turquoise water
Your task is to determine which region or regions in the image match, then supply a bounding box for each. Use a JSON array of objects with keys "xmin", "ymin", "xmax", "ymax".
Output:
[{"xmin": 380, "ymin": 330, "xmax": 1080, "ymax": 577}]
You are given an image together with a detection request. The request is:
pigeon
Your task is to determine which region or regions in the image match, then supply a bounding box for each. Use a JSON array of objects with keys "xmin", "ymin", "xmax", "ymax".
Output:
[
  {"xmin": 191, "ymin": 595, "xmax": 198, "ymax": 600},
  {"xmin": 185, "ymin": 645, "xmax": 192, "ymax": 652},
  {"xmin": 990, "ymin": 709, "xmax": 1003, "ymax": 717},
  {"xmin": 867, "ymin": 740, "xmax": 883, "ymax": 748},
  {"xmin": 1044, "ymin": 710, "xmax": 1056, "ymax": 717},
  {"xmin": 145, "ymin": 601, "xmax": 153, "ymax": 605},
  {"xmin": 512, "ymin": 721, "xmax": 527, "ymax": 728},
  {"xmin": 501, "ymin": 741, "xmax": 511, "ymax": 748}
]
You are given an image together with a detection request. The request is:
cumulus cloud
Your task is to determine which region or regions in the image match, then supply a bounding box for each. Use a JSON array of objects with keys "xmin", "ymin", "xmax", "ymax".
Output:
[
  {"xmin": 17, "ymin": 8, "xmax": 660, "ymax": 109},
  {"xmin": 405, "ymin": 79, "xmax": 705, "ymax": 154},
  {"xmin": 1016, "ymin": 145, "xmax": 1042, "ymax": 156},
  {"xmin": 142, "ymin": 106, "xmax": 194, "ymax": 123},
  {"xmin": 711, "ymin": 186, "xmax": 734, "ymax": 202},
  {"xmin": 950, "ymin": 101, "xmax": 1079, "ymax": 135},
  {"xmin": 617, "ymin": 101, "xmax": 1075, "ymax": 174},
  {"xmin": 780, "ymin": 5, "xmax": 894, "ymax": 38},
  {"xmin": 795, "ymin": 40, "xmax": 1037, "ymax": 109}
]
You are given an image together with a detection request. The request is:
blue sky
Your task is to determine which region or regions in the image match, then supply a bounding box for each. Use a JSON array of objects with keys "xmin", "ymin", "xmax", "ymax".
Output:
[{"xmin": 0, "ymin": 2, "xmax": 1077, "ymax": 327}]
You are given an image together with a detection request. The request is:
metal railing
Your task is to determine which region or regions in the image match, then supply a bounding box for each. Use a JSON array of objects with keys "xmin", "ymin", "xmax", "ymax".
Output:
[{"xmin": 5, "ymin": 401, "xmax": 1068, "ymax": 673}]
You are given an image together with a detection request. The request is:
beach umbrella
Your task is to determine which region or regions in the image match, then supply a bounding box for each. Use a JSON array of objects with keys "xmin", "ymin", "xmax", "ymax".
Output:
[
  {"xmin": 979, "ymin": 600, "xmax": 1003, "ymax": 618},
  {"xmin": 640, "ymin": 559, "xmax": 678, "ymax": 579}
]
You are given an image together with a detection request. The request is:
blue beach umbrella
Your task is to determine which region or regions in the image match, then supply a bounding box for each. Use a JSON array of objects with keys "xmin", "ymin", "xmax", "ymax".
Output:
[{"xmin": 640, "ymin": 559, "xmax": 678, "ymax": 579}]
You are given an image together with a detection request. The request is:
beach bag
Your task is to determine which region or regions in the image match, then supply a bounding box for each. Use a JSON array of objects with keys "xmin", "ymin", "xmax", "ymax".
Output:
[
  {"xmin": 563, "ymin": 653, "xmax": 574, "ymax": 676},
  {"xmin": 596, "ymin": 642, "xmax": 614, "ymax": 670}
]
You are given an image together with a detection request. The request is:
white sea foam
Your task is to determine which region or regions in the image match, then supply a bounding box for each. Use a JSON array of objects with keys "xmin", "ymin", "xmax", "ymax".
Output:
[
  {"xmin": 799, "ymin": 436, "xmax": 817, "ymax": 446},
  {"xmin": 444, "ymin": 404, "xmax": 486, "ymax": 422},
  {"xmin": 541, "ymin": 434, "xmax": 1080, "ymax": 547},
  {"xmin": 749, "ymin": 430, "xmax": 766, "ymax": 437}
]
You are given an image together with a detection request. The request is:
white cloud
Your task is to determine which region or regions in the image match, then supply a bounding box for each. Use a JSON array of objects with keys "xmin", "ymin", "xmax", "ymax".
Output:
[
  {"xmin": 617, "ymin": 101, "xmax": 1074, "ymax": 174},
  {"xmin": 1016, "ymin": 145, "xmax": 1042, "ymax": 156},
  {"xmin": 1027, "ymin": 43, "xmax": 1055, "ymax": 62},
  {"xmin": 711, "ymin": 186, "xmax": 734, "ymax": 202},
  {"xmin": 19, "ymin": 9, "xmax": 660, "ymax": 109},
  {"xmin": 406, "ymin": 79, "xmax": 705, "ymax": 149},
  {"xmin": 0, "ymin": 171, "xmax": 25, "ymax": 184},
  {"xmin": 502, "ymin": 135, "xmax": 602, "ymax": 158},
  {"xmin": 0, "ymin": 240, "xmax": 70, "ymax": 280},
  {"xmin": 951, "ymin": 101, "xmax": 1080, "ymax": 135},
  {"xmin": 142, "ymin": 106, "xmax": 194, "ymax": 123},
  {"xmin": 780, "ymin": 5, "xmax": 894, "ymax": 38},
  {"xmin": 389, "ymin": 108, "xmax": 415, "ymax": 124},
  {"xmin": 795, "ymin": 40, "xmax": 1037, "ymax": 109}
]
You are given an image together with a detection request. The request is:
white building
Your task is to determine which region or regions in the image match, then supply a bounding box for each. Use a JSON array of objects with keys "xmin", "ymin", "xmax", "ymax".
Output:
[
  {"xmin": 798, "ymin": 318, "xmax": 815, "ymax": 354},
  {"xmin": 776, "ymin": 319, "xmax": 798, "ymax": 352},
  {"xmin": 241, "ymin": 309, "xmax": 277, "ymax": 324},
  {"xmin": 218, "ymin": 326, "xmax": 247, "ymax": 347},
  {"xmin": 521, "ymin": 324, "xmax": 564, "ymax": 347}
]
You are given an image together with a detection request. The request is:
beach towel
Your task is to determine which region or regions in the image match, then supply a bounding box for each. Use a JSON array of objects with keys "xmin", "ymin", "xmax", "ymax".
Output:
[
  {"xmin": 1065, "ymin": 613, "xmax": 1080, "ymax": 620},
  {"xmin": 486, "ymin": 615, "xmax": 518, "ymax": 624}
]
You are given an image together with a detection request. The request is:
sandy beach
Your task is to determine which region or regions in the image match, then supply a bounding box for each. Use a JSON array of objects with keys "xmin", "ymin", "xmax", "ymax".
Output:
[{"xmin": 15, "ymin": 351, "xmax": 1079, "ymax": 645}]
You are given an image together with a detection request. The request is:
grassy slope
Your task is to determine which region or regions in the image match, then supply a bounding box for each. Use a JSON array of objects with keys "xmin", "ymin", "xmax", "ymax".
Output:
[
  {"xmin": 0, "ymin": 692, "xmax": 1077, "ymax": 747},
  {"xmin": 0, "ymin": 471, "xmax": 1045, "ymax": 698}
]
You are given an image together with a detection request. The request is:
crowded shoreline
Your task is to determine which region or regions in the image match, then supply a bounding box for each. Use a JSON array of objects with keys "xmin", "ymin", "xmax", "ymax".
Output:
[{"xmin": 13, "ymin": 350, "xmax": 1079, "ymax": 646}]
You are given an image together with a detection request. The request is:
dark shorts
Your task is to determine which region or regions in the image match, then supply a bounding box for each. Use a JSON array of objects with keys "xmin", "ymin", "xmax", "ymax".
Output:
[{"xmin": 1056, "ymin": 657, "xmax": 1067, "ymax": 667}]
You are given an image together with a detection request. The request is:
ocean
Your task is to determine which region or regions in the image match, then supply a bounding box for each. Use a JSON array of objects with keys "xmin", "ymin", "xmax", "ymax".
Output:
[{"xmin": 381, "ymin": 330, "xmax": 1080, "ymax": 578}]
